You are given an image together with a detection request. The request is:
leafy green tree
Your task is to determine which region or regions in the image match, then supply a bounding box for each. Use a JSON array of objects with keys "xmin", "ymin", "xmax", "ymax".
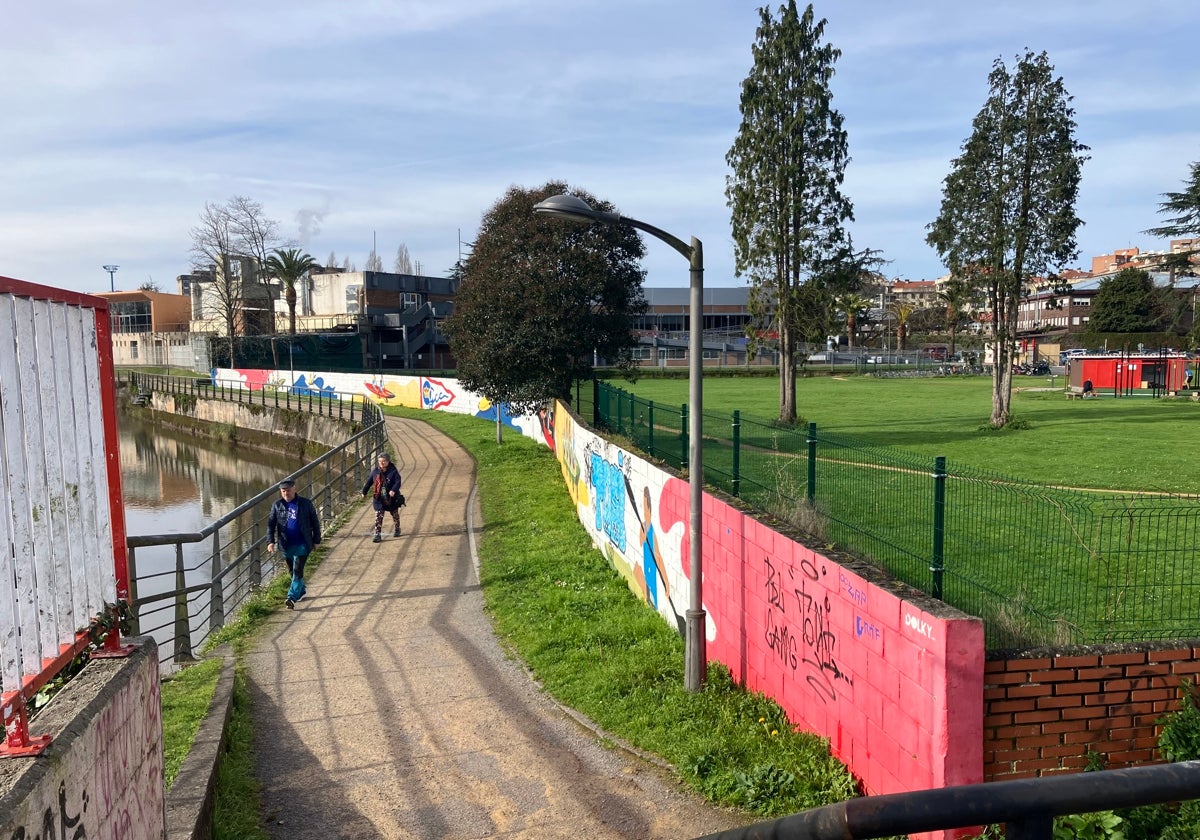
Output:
[
  {"xmin": 927, "ymin": 50, "xmax": 1088, "ymax": 427},
  {"xmin": 263, "ymin": 248, "xmax": 318, "ymax": 335},
  {"xmin": 1087, "ymin": 267, "xmax": 1164, "ymax": 333},
  {"xmin": 443, "ymin": 182, "xmax": 646, "ymax": 441},
  {"xmin": 726, "ymin": 1, "xmax": 854, "ymax": 423}
]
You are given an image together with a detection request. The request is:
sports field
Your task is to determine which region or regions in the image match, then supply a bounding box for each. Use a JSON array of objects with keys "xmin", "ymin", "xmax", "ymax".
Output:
[{"xmin": 616, "ymin": 374, "xmax": 1197, "ymax": 495}]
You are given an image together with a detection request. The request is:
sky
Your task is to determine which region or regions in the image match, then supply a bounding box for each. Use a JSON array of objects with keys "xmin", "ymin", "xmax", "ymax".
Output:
[{"xmin": 2, "ymin": 1, "xmax": 1197, "ymax": 297}]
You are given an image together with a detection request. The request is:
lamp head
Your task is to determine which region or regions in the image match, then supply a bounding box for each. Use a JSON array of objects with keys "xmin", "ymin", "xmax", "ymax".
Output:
[{"xmin": 533, "ymin": 194, "xmax": 618, "ymax": 225}]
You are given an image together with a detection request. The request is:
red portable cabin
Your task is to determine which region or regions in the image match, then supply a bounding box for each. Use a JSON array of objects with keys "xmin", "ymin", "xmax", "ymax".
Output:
[{"xmin": 1068, "ymin": 353, "xmax": 1191, "ymax": 394}]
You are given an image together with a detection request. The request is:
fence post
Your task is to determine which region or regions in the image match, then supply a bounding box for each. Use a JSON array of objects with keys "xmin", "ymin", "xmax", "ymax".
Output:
[
  {"xmin": 807, "ymin": 422, "xmax": 817, "ymax": 502},
  {"xmin": 681, "ymin": 403, "xmax": 689, "ymax": 471},
  {"xmin": 173, "ymin": 543, "xmax": 194, "ymax": 663},
  {"xmin": 731, "ymin": 410, "xmax": 742, "ymax": 498},
  {"xmin": 592, "ymin": 378, "xmax": 600, "ymax": 428},
  {"xmin": 648, "ymin": 401, "xmax": 655, "ymax": 460},
  {"xmin": 931, "ymin": 455, "xmax": 947, "ymax": 600}
]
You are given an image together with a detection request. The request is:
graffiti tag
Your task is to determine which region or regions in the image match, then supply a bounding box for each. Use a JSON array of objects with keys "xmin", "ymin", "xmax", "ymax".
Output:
[{"xmin": 763, "ymin": 555, "xmax": 852, "ymax": 704}]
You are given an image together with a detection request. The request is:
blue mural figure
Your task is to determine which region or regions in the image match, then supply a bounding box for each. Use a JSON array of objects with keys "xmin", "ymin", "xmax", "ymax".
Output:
[{"xmin": 639, "ymin": 485, "xmax": 668, "ymax": 609}]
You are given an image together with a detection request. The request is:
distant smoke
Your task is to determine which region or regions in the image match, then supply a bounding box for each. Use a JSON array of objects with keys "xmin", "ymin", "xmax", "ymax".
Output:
[{"xmin": 295, "ymin": 203, "xmax": 329, "ymax": 246}]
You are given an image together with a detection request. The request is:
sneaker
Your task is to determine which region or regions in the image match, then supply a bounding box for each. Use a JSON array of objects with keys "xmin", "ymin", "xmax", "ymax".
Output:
[
  {"xmin": 285, "ymin": 598, "xmax": 295, "ymax": 610},
  {"xmin": 372, "ymin": 533, "xmax": 381, "ymax": 543},
  {"xmin": 393, "ymin": 526, "xmax": 402, "ymax": 537}
]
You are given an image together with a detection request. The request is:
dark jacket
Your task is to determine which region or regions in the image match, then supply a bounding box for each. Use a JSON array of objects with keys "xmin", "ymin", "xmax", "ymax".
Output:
[
  {"xmin": 362, "ymin": 463, "xmax": 403, "ymax": 511},
  {"xmin": 268, "ymin": 495, "xmax": 322, "ymax": 553}
]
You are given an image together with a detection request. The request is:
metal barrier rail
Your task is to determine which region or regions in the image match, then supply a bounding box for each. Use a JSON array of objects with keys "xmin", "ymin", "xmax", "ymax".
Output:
[
  {"xmin": 694, "ymin": 760, "xmax": 1200, "ymax": 839},
  {"xmin": 121, "ymin": 372, "xmax": 386, "ymax": 665}
]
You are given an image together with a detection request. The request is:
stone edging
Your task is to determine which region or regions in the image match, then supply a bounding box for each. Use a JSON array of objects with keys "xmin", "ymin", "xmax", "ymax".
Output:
[{"xmin": 164, "ymin": 646, "xmax": 236, "ymax": 840}]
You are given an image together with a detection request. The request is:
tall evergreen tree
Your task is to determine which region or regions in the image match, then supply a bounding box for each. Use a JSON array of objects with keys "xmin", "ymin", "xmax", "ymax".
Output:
[
  {"xmin": 927, "ymin": 50, "xmax": 1088, "ymax": 427},
  {"xmin": 1145, "ymin": 159, "xmax": 1200, "ymax": 283},
  {"xmin": 726, "ymin": 1, "xmax": 854, "ymax": 423},
  {"xmin": 1088, "ymin": 267, "xmax": 1161, "ymax": 334}
]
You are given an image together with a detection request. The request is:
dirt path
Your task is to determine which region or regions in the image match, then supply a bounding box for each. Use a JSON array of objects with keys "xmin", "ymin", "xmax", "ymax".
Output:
[{"xmin": 245, "ymin": 416, "xmax": 746, "ymax": 839}]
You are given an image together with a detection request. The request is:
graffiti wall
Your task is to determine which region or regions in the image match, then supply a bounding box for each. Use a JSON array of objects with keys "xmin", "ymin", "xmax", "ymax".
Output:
[
  {"xmin": 0, "ymin": 638, "xmax": 164, "ymax": 840},
  {"xmin": 553, "ymin": 398, "xmax": 985, "ymax": 825},
  {"xmin": 213, "ymin": 368, "xmax": 556, "ymax": 449}
]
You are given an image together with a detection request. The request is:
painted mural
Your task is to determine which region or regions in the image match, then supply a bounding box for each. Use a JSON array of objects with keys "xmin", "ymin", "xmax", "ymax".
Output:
[{"xmin": 214, "ymin": 368, "xmax": 555, "ymax": 450}]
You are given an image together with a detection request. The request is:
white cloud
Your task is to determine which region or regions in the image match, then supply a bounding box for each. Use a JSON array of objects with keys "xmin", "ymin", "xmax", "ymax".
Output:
[{"xmin": 1, "ymin": 0, "xmax": 1196, "ymax": 294}]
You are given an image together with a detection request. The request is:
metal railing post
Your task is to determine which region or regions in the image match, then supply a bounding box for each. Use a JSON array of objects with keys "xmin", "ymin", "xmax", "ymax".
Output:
[
  {"xmin": 173, "ymin": 543, "xmax": 193, "ymax": 662},
  {"xmin": 731, "ymin": 410, "xmax": 741, "ymax": 498},
  {"xmin": 249, "ymin": 522, "xmax": 262, "ymax": 589},
  {"xmin": 592, "ymin": 378, "xmax": 600, "ymax": 429},
  {"xmin": 932, "ymin": 455, "xmax": 947, "ymax": 600},
  {"xmin": 127, "ymin": 547, "xmax": 141, "ymax": 636},
  {"xmin": 209, "ymin": 531, "xmax": 225, "ymax": 630},
  {"xmin": 807, "ymin": 422, "xmax": 817, "ymax": 502}
]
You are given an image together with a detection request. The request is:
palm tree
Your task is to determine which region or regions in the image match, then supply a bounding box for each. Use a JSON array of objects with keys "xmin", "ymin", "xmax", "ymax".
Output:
[
  {"xmin": 834, "ymin": 293, "xmax": 874, "ymax": 350},
  {"xmin": 264, "ymin": 248, "xmax": 318, "ymax": 335},
  {"xmin": 937, "ymin": 276, "xmax": 976, "ymax": 359},
  {"xmin": 890, "ymin": 301, "xmax": 916, "ymax": 351}
]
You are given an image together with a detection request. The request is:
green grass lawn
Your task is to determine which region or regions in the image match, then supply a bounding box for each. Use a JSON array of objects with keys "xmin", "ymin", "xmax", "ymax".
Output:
[{"xmin": 616, "ymin": 373, "xmax": 1198, "ymax": 494}]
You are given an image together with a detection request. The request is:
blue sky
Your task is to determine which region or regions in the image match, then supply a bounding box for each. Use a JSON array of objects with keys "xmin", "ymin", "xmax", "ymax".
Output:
[{"xmin": 2, "ymin": 1, "xmax": 1196, "ymax": 296}]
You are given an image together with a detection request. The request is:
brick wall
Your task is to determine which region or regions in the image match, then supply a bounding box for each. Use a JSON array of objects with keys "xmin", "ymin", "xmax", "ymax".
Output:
[{"xmin": 984, "ymin": 643, "xmax": 1200, "ymax": 781}]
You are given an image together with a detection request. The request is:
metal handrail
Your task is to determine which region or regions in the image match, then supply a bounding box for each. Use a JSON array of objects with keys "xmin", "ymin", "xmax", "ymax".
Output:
[
  {"xmin": 696, "ymin": 760, "xmax": 1200, "ymax": 839},
  {"xmin": 121, "ymin": 372, "xmax": 386, "ymax": 665}
]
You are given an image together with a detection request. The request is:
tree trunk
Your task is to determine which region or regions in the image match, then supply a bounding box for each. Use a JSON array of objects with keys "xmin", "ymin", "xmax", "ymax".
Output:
[
  {"xmin": 778, "ymin": 327, "xmax": 797, "ymax": 423},
  {"xmin": 847, "ymin": 312, "xmax": 857, "ymax": 349},
  {"xmin": 287, "ymin": 286, "xmax": 297, "ymax": 335}
]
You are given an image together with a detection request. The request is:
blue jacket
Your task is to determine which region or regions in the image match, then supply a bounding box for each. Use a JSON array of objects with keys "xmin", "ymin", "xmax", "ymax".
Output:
[{"xmin": 268, "ymin": 495, "xmax": 322, "ymax": 553}]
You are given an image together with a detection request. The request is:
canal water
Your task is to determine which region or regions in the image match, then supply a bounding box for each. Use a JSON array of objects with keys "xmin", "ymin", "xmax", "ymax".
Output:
[{"xmin": 117, "ymin": 405, "xmax": 308, "ymax": 661}]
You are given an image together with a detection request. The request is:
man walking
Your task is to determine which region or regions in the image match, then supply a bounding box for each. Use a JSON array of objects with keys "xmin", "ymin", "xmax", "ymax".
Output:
[{"xmin": 267, "ymin": 478, "xmax": 322, "ymax": 609}]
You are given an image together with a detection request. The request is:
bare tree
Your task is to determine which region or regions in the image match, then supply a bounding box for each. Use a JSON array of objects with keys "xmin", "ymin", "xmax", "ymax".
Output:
[
  {"xmin": 190, "ymin": 202, "xmax": 243, "ymax": 366},
  {"xmin": 394, "ymin": 243, "xmax": 413, "ymax": 274},
  {"xmin": 228, "ymin": 195, "xmax": 284, "ymax": 281},
  {"xmin": 326, "ymin": 251, "xmax": 338, "ymax": 270},
  {"xmin": 366, "ymin": 250, "xmax": 384, "ymax": 272}
]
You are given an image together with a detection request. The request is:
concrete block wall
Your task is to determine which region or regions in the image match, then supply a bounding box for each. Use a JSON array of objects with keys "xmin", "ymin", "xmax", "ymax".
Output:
[
  {"xmin": 0, "ymin": 637, "xmax": 164, "ymax": 840},
  {"xmin": 985, "ymin": 643, "xmax": 1200, "ymax": 780}
]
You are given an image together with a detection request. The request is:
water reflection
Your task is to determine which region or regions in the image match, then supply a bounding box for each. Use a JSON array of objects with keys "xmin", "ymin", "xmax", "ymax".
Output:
[{"xmin": 118, "ymin": 406, "xmax": 307, "ymax": 663}]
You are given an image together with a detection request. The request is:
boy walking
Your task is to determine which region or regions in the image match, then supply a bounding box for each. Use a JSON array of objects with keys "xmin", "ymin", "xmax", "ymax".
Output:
[{"xmin": 267, "ymin": 479, "xmax": 322, "ymax": 609}]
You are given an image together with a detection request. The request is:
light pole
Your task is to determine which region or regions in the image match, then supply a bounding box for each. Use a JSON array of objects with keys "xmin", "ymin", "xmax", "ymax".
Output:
[
  {"xmin": 103, "ymin": 265, "xmax": 119, "ymax": 292},
  {"xmin": 533, "ymin": 193, "xmax": 707, "ymax": 691}
]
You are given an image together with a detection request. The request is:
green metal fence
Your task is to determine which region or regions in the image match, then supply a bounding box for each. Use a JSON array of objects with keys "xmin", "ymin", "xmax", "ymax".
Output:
[{"xmin": 584, "ymin": 379, "xmax": 1200, "ymax": 648}]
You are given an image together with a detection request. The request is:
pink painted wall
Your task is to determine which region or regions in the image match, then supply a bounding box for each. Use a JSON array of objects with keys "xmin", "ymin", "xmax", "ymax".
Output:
[
  {"xmin": 553, "ymin": 402, "xmax": 985, "ymax": 837},
  {"xmin": 702, "ymin": 496, "xmax": 984, "ymax": 801}
]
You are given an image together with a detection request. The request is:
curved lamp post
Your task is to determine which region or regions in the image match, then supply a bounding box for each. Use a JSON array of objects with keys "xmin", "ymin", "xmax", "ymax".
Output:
[{"xmin": 533, "ymin": 193, "xmax": 707, "ymax": 691}]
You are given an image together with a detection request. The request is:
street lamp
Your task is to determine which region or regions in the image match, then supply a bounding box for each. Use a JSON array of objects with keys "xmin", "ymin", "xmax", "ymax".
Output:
[
  {"xmin": 103, "ymin": 265, "xmax": 119, "ymax": 292},
  {"xmin": 533, "ymin": 193, "xmax": 707, "ymax": 691}
]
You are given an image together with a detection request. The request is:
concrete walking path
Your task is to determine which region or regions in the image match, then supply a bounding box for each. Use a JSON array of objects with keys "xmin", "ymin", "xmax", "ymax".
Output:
[{"xmin": 245, "ymin": 416, "xmax": 745, "ymax": 839}]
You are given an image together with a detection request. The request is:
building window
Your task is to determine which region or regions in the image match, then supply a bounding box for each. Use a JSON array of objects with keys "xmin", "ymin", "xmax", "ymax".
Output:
[
  {"xmin": 110, "ymin": 300, "xmax": 152, "ymax": 333},
  {"xmin": 130, "ymin": 340, "xmax": 138, "ymax": 360}
]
